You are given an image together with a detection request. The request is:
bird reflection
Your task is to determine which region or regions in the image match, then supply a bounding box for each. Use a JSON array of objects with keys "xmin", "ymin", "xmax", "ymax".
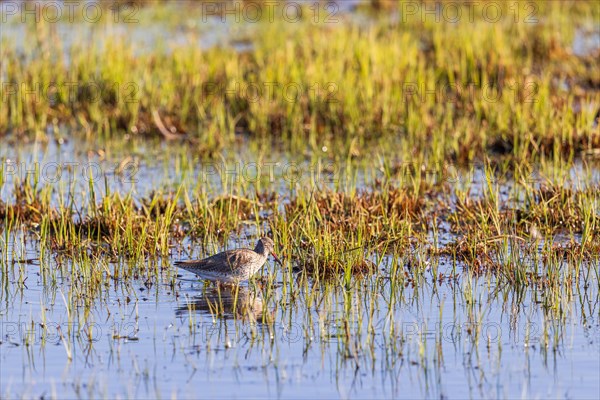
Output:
[{"xmin": 176, "ymin": 285, "xmax": 271, "ymax": 323}]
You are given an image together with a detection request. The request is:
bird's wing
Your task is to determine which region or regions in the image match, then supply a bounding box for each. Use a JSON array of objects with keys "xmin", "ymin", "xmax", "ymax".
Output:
[{"xmin": 174, "ymin": 249, "xmax": 253, "ymax": 273}]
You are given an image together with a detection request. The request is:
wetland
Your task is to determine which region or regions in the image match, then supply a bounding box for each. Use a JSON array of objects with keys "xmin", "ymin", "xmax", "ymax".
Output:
[{"xmin": 1, "ymin": 1, "xmax": 599, "ymax": 398}]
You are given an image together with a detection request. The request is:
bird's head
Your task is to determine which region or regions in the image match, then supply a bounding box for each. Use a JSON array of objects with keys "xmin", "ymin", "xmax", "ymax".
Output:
[{"xmin": 256, "ymin": 237, "xmax": 282, "ymax": 265}]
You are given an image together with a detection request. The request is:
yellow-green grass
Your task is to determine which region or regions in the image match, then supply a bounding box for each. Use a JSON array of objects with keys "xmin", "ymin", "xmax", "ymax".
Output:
[{"xmin": 1, "ymin": 1, "xmax": 598, "ymax": 163}]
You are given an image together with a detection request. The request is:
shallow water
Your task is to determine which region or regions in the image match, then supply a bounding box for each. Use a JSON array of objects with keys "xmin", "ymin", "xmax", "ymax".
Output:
[
  {"xmin": 1, "ymin": 238, "xmax": 598, "ymax": 399},
  {"xmin": 1, "ymin": 137, "xmax": 599, "ymax": 398}
]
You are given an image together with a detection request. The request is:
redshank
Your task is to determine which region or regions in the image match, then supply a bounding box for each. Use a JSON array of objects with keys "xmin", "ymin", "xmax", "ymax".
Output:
[{"xmin": 175, "ymin": 237, "xmax": 281, "ymax": 283}]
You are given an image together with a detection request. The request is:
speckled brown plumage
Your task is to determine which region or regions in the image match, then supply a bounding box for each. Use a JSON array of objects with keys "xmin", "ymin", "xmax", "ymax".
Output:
[{"xmin": 175, "ymin": 237, "xmax": 280, "ymax": 283}]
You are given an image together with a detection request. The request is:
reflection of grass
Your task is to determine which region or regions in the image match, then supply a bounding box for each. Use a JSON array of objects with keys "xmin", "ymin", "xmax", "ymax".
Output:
[{"xmin": 2, "ymin": 1, "xmax": 598, "ymax": 162}]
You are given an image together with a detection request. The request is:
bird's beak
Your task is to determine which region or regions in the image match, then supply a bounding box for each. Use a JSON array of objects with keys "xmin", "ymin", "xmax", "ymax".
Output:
[{"xmin": 271, "ymin": 252, "xmax": 282, "ymax": 266}]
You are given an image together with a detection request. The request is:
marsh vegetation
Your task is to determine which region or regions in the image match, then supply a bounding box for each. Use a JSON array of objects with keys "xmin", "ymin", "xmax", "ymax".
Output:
[{"xmin": 1, "ymin": 1, "xmax": 599, "ymax": 398}]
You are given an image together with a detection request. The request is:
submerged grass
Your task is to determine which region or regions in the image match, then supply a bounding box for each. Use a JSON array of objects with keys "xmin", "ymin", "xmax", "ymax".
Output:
[
  {"xmin": 0, "ymin": 158, "xmax": 597, "ymax": 291},
  {"xmin": 274, "ymin": 186, "xmax": 426, "ymax": 276},
  {"xmin": 0, "ymin": 159, "xmax": 597, "ymax": 399}
]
